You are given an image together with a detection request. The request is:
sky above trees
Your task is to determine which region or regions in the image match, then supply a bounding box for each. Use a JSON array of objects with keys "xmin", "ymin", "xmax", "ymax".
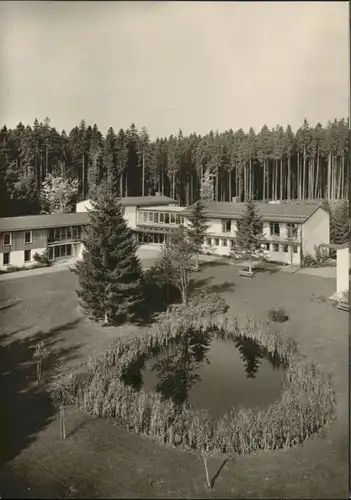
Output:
[{"xmin": 0, "ymin": 1, "xmax": 348, "ymax": 139}]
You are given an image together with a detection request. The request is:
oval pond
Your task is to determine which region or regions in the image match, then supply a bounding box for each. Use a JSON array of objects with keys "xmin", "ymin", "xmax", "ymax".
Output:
[{"xmin": 125, "ymin": 331, "xmax": 287, "ymax": 418}]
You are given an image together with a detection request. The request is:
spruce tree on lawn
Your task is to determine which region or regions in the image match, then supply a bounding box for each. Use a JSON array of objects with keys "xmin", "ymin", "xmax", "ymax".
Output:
[
  {"xmin": 230, "ymin": 200, "xmax": 265, "ymax": 274},
  {"xmin": 74, "ymin": 192, "xmax": 144, "ymax": 325},
  {"xmin": 186, "ymin": 200, "xmax": 210, "ymax": 270}
]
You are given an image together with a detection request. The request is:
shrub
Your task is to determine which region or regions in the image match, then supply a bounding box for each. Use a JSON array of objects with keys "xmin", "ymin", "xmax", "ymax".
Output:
[
  {"xmin": 3, "ymin": 265, "xmax": 23, "ymax": 273},
  {"xmin": 303, "ymin": 254, "xmax": 335, "ymax": 268},
  {"xmin": 60, "ymin": 299, "xmax": 336, "ymax": 458},
  {"xmin": 303, "ymin": 255, "xmax": 317, "ymax": 268},
  {"xmin": 268, "ymin": 307, "xmax": 289, "ymax": 323},
  {"xmin": 33, "ymin": 249, "xmax": 52, "ymax": 267}
]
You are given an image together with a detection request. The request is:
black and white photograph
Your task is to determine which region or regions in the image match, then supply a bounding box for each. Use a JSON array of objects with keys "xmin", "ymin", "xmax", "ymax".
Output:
[{"xmin": 0, "ymin": 1, "xmax": 349, "ymax": 498}]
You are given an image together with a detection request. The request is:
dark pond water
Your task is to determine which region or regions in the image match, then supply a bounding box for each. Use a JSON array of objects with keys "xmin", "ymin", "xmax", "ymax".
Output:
[{"xmin": 124, "ymin": 331, "xmax": 287, "ymax": 418}]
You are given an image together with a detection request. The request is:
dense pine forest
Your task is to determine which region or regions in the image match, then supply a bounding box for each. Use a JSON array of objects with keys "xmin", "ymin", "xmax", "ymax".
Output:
[{"xmin": 0, "ymin": 117, "xmax": 348, "ymax": 218}]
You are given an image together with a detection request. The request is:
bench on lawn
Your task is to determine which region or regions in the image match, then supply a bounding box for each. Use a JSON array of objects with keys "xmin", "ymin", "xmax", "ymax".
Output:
[
  {"xmin": 239, "ymin": 267, "xmax": 254, "ymax": 278},
  {"xmin": 337, "ymin": 301, "xmax": 349, "ymax": 312}
]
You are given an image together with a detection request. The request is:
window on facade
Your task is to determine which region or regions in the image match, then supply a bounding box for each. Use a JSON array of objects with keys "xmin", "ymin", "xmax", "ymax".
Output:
[
  {"xmin": 165, "ymin": 213, "xmax": 170, "ymax": 224},
  {"xmin": 148, "ymin": 212, "xmax": 154, "ymax": 223},
  {"xmin": 292, "ymin": 245, "xmax": 298, "ymax": 254},
  {"xmin": 170, "ymin": 213, "xmax": 176, "ymax": 224},
  {"xmin": 3, "ymin": 232, "xmax": 11, "ymax": 246},
  {"xmin": 206, "ymin": 238, "xmax": 212, "ymax": 245},
  {"xmin": 24, "ymin": 249, "xmax": 31, "ymax": 262},
  {"xmin": 221, "ymin": 220, "xmax": 231, "ymax": 233},
  {"xmin": 160, "ymin": 213, "xmax": 165, "ymax": 223},
  {"xmin": 230, "ymin": 240, "xmax": 235, "ymax": 247},
  {"xmin": 283, "ymin": 245, "xmax": 289, "ymax": 253},
  {"xmin": 222, "ymin": 238, "xmax": 227, "ymax": 246},
  {"xmin": 287, "ymin": 223, "xmax": 298, "ymax": 238},
  {"xmin": 24, "ymin": 231, "xmax": 32, "ymax": 243},
  {"xmin": 257, "ymin": 223, "xmax": 263, "ymax": 234},
  {"xmin": 3, "ymin": 252, "xmax": 10, "ymax": 265},
  {"xmin": 138, "ymin": 211, "xmax": 143, "ymax": 222},
  {"xmin": 214, "ymin": 238, "xmax": 219, "ymax": 246},
  {"xmin": 49, "ymin": 229, "xmax": 55, "ymax": 242},
  {"xmin": 264, "ymin": 243, "xmax": 270, "ymax": 251},
  {"xmin": 270, "ymin": 222, "xmax": 280, "ymax": 235},
  {"xmin": 67, "ymin": 226, "xmax": 72, "ymax": 239},
  {"xmin": 72, "ymin": 227, "xmax": 78, "ymax": 239},
  {"xmin": 272, "ymin": 243, "xmax": 279, "ymax": 252},
  {"xmin": 154, "ymin": 212, "xmax": 159, "ymax": 223}
]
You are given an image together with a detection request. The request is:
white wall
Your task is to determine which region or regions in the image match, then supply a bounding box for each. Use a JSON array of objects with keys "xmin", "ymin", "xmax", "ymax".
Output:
[
  {"xmin": 124, "ymin": 206, "xmax": 137, "ymax": 229},
  {"xmin": 76, "ymin": 200, "xmax": 93, "ymax": 212},
  {"xmin": 302, "ymin": 207, "xmax": 330, "ymax": 259},
  {"xmin": 0, "ymin": 247, "xmax": 47, "ymax": 270},
  {"xmin": 184, "ymin": 216, "xmax": 302, "ymax": 265},
  {"xmin": 337, "ymin": 247, "xmax": 350, "ymax": 295}
]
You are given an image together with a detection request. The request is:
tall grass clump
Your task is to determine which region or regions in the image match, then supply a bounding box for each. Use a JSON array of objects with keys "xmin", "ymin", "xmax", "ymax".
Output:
[
  {"xmin": 268, "ymin": 307, "xmax": 289, "ymax": 323},
  {"xmin": 60, "ymin": 294, "xmax": 336, "ymax": 457}
]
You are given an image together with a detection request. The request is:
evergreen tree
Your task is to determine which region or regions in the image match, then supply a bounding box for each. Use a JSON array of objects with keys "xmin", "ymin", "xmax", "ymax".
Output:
[
  {"xmin": 186, "ymin": 200, "xmax": 210, "ymax": 269},
  {"xmin": 230, "ymin": 200, "xmax": 265, "ymax": 273},
  {"xmin": 330, "ymin": 200, "xmax": 349, "ymax": 245},
  {"xmin": 200, "ymin": 169, "xmax": 214, "ymax": 201},
  {"xmin": 74, "ymin": 192, "xmax": 144, "ymax": 325}
]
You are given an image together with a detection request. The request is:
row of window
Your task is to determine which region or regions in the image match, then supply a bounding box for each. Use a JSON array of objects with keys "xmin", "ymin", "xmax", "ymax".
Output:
[
  {"xmin": 3, "ymin": 231, "xmax": 32, "ymax": 246},
  {"xmin": 220, "ymin": 220, "xmax": 298, "ymax": 238},
  {"xmin": 48, "ymin": 226, "xmax": 82, "ymax": 242},
  {"xmin": 47, "ymin": 244, "xmax": 72, "ymax": 260},
  {"xmin": 138, "ymin": 211, "xmax": 185, "ymax": 225},
  {"xmin": 2, "ymin": 243, "xmax": 74, "ymax": 267},
  {"xmin": 2, "ymin": 226, "xmax": 82, "ymax": 248},
  {"xmin": 2, "ymin": 249, "xmax": 32, "ymax": 266},
  {"xmin": 203, "ymin": 238, "xmax": 299, "ymax": 254}
]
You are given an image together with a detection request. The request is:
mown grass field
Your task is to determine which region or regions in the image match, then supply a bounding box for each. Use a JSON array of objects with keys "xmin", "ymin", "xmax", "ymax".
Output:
[{"xmin": 0, "ymin": 264, "xmax": 348, "ymax": 499}]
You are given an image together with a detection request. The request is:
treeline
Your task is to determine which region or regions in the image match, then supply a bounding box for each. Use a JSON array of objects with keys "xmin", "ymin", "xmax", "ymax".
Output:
[{"xmin": 0, "ymin": 117, "xmax": 348, "ymax": 217}]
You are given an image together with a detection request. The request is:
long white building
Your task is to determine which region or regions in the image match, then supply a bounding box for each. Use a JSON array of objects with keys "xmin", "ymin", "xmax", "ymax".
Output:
[{"xmin": 0, "ymin": 196, "xmax": 330, "ymax": 270}]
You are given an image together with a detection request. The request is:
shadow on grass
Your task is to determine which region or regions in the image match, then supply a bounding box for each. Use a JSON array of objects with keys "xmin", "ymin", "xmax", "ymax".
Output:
[
  {"xmin": 0, "ymin": 319, "xmax": 82, "ymax": 469},
  {"xmin": 199, "ymin": 259, "xmax": 230, "ymax": 269},
  {"xmin": 0, "ymin": 298, "xmax": 21, "ymax": 312},
  {"xmin": 210, "ymin": 458, "xmax": 230, "ymax": 489},
  {"xmin": 134, "ymin": 268, "xmax": 182, "ymax": 326},
  {"xmin": 205, "ymin": 281, "xmax": 236, "ymax": 295},
  {"xmin": 253, "ymin": 263, "xmax": 280, "ymax": 275},
  {"xmin": 188, "ymin": 277, "xmax": 214, "ymax": 296}
]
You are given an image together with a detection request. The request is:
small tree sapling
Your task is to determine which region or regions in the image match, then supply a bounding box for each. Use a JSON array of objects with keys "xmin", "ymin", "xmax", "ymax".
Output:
[
  {"xmin": 31, "ymin": 341, "xmax": 50, "ymax": 383},
  {"xmin": 230, "ymin": 200, "xmax": 266, "ymax": 274},
  {"xmin": 49, "ymin": 360, "xmax": 76, "ymax": 439},
  {"xmin": 160, "ymin": 226, "xmax": 194, "ymax": 304}
]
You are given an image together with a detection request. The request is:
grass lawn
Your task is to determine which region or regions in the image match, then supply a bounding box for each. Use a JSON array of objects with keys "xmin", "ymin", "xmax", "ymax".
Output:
[{"xmin": 0, "ymin": 264, "xmax": 348, "ymax": 499}]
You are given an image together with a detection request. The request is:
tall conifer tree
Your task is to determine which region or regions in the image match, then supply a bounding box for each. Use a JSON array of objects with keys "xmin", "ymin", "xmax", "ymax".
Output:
[
  {"xmin": 186, "ymin": 200, "xmax": 210, "ymax": 269},
  {"xmin": 74, "ymin": 191, "xmax": 144, "ymax": 325}
]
